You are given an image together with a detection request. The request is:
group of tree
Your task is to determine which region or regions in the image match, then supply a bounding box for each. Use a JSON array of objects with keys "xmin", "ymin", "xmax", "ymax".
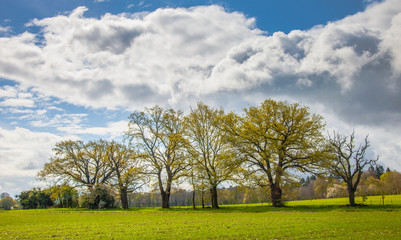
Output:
[
  {"xmin": 36, "ymin": 99, "xmax": 381, "ymax": 209},
  {"xmin": 0, "ymin": 195, "xmax": 17, "ymax": 210},
  {"xmin": 15, "ymin": 184, "xmax": 120, "ymax": 209},
  {"xmin": 15, "ymin": 185, "xmax": 80, "ymax": 209},
  {"xmin": 37, "ymin": 140, "xmax": 144, "ymax": 209}
]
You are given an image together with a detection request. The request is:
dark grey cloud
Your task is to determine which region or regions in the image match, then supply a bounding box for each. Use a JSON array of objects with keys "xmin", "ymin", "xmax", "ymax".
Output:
[
  {"xmin": 87, "ymin": 79, "xmax": 115, "ymax": 100},
  {"xmin": 75, "ymin": 25, "xmax": 144, "ymax": 54}
]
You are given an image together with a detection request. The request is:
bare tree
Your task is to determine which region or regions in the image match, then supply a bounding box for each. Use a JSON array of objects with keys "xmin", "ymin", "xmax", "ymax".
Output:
[
  {"xmin": 127, "ymin": 106, "xmax": 187, "ymax": 208},
  {"xmin": 327, "ymin": 131, "xmax": 379, "ymax": 206}
]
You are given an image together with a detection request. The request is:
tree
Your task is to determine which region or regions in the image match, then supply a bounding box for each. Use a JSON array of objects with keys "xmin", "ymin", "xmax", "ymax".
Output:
[
  {"xmin": 49, "ymin": 184, "xmax": 79, "ymax": 208},
  {"xmin": 380, "ymin": 170, "xmax": 401, "ymax": 195},
  {"xmin": 327, "ymin": 131, "xmax": 378, "ymax": 206},
  {"xmin": 367, "ymin": 164, "xmax": 385, "ymax": 179},
  {"xmin": 313, "ymin": 177, "xmax": 329, "ymax": 199},
  {"xmin": 185, "ymin": 103, "xmax": 239, "ymax": 209},
  {"xmin": 222, "ymin": 99, "xmax": 327, "ymax": 207},
  {"xmin": 186, "ymin": 157, "xmax": 200, "ymax": 209},
  {"xmin": 106, "ymin": 141, "xmax": 145, "ymax": 209},
  {"xmin": 38, "ymin": 140, "xmax": 115, "ymax": 188},
  {"xmin": 0, "ymin": 196, "xmax": 16, "ymax": 210},
  {"xmin": 127, "ymin": 106, "xmax": 187, "ymax": 208}
]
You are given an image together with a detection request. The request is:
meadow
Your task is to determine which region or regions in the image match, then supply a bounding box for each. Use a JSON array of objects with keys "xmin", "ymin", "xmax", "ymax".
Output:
[{"xmin": 1, "ymin": 195, "xmax": 401, "ymax": 239}]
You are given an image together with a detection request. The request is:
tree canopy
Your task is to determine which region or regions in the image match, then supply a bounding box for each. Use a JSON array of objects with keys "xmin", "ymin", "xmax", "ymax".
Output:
[
  {"xmin": 38, "ymin": 140, "xmax": 114, "ymax": 188},
  {"xmin": 222, "ymin": 99, "xmax": 327, "ymax": 206}
]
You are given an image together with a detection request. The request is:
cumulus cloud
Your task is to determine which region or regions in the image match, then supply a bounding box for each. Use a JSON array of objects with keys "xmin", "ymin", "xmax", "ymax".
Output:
[
  {"xmin": 0, "ymin": 0, "xmax": 401, "ymax": 171},
  {"xmin": 0, "ymin": 5, "xmax": 262, "ymax": 109},
  {"xmin": 0, "ymin": 2, "xmax": 400, "ymax": 121},
  {"xmin": 0, "ymin": 127, "xmax": 62, "ymax": 175},
  {"xmin": 0, "ymin": 127, "xmax": 63, "ymax": 196}
]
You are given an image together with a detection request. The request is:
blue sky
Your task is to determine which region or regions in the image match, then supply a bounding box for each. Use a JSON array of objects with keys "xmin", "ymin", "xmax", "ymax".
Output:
[
  {"xmin": 1, "ymin": 0, "xmax": 401, "ymax": 197},
  {"xmin": 1, "ymin": 0, "xmax": 370, "ymax": 34}
]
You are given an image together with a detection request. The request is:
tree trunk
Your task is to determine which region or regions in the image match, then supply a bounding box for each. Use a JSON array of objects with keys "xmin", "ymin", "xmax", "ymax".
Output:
[
  {"xmin": 270, "ymin": 184, "xmax": 283, "ymax": 207},
  {"xmin": 120, "ymin": 187, "xmax": 129, "ymax": 209},
  {"xmin": 192, "ymin": 190, "xmax": 196, "ymax": 209},
  {"xmin": 210, "ymin": 186, "xmax": 219, "ymax": 209},
  {"xmin": 201, "ymin": 189, "xmax": 205, "ymax": 209},
  {"xmin": 158, "ymin": 172, "xmax": 171, "ymax": 208},
  {"xmin": 161, "ymin": 190, "xmax": 170, "ymax": 208},
  {"xmin": 347, "ymin": 186, "xmax": 356, "ymax": 206}
]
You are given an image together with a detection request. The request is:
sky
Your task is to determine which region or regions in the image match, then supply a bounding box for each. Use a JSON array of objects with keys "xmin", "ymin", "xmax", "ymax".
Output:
[{"xmin": 1, "ymin": 0, "xmax": 401, "ymax": 197}]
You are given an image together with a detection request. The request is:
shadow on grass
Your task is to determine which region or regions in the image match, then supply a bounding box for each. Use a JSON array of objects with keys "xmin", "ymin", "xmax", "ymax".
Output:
[
  {"xmin": 44, "ymin": 203, "xmax": 401, "ymax": 214},
  {"xmin": 165, "ymin": 204, "xmax": 401, "ymax": 213}
]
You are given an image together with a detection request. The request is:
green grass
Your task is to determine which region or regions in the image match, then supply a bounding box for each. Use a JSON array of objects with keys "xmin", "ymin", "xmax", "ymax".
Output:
[{"xmin": 1, "ymin": 195, "xmax": 401, "ymax": 239}]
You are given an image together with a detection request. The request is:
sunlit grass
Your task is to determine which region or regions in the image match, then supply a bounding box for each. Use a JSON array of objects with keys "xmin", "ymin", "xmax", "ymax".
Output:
[{"xmin": 1, "ymin": 195, "xmax": 401, "ymax": 239}]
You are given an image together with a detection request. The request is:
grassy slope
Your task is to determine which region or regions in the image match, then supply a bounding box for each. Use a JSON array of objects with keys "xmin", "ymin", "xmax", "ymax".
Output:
[{"xmin": 1, "ymin": 195, "xmax": 401, "ymax": 239}]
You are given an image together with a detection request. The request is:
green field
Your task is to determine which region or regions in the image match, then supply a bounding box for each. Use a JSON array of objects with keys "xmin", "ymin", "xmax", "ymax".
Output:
[{"xmin": 1, "ymin": 195, "xmax": 401, "ymax": 239}]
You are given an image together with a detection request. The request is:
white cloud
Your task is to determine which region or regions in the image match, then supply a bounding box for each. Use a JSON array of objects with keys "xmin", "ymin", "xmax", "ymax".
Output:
[
  {"xmin": 0, "ymin": 127, "xmax": 63, "ymax": 195},
  {"xmin": 0, "ymin": 25, "xmax": 10, "ymax": 32},
  {"xmin": 0, "ymin": 98, "xmax": 35, "ymax": 108},
  {"xmin": 57, "ymin": 120, "xmax": 128, "ymax": 138},
  {"xmin": 0, "ymin": 85, "xmax": 17, "ymax": 98},
  {"xmin": 29, "ymin": 113, "xmax": 87, "ymax": 128},
  {"xmin": 0, "ymin": 127, "xmax": 62, "ymax": 175},
  {"xmin": 0, "ymin": 0, "xmax": 400, "ymax": 172},
  {"xmin": 0, "ymin": 85, "xmax": 37, "ymax": 108},
  {"xmin": 0, "ymin": 5, "xmax": 262, "ymax": 109},
  {"xmin": 0, "ymin": 1, "xmax": 399, "ymax": 112},
  {"xmin": 382, "ymin": 12, "xmax": 401, "ymax": 74}
]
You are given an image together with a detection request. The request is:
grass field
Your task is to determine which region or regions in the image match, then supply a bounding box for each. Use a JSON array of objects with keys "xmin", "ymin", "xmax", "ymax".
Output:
[{"xmin": 1, "ymin": 195, "xmax": 401, "ymax": 239}]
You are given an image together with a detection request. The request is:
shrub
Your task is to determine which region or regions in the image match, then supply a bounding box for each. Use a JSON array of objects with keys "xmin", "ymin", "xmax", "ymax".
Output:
[{"xmin": 80, "ymin": 184, "xmax": 116, "ymax": 209}]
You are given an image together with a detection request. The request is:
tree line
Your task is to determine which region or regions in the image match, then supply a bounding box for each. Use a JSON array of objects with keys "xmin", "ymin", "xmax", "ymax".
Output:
[{"xmin": 33, "ymin": 99, "xmax": 380, "ymax": 209}]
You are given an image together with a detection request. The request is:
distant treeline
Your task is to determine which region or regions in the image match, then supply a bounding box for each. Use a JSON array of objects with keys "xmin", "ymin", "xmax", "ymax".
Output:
[{"xmin": 126, "ymin": 166, "xmax": 401, "ymax": 207}]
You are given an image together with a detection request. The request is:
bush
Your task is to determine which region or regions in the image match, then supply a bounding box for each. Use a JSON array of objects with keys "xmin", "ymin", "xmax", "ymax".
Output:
[{"xmin": 80, "ymin": 184, "xmax": 116, "ymax": 209}]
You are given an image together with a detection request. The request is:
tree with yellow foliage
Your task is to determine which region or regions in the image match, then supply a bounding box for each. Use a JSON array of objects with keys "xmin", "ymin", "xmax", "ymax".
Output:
[
  {"xmin": 106, "ymin": 141, "xmax": 145, "ymax": 209},
  {"xmin": 184, "ymin": 103, "xmax": 239, "ymax": 209},
  {"xmin": 222, "ymin": 99, "xmax": 327, "ymax": 207}
]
